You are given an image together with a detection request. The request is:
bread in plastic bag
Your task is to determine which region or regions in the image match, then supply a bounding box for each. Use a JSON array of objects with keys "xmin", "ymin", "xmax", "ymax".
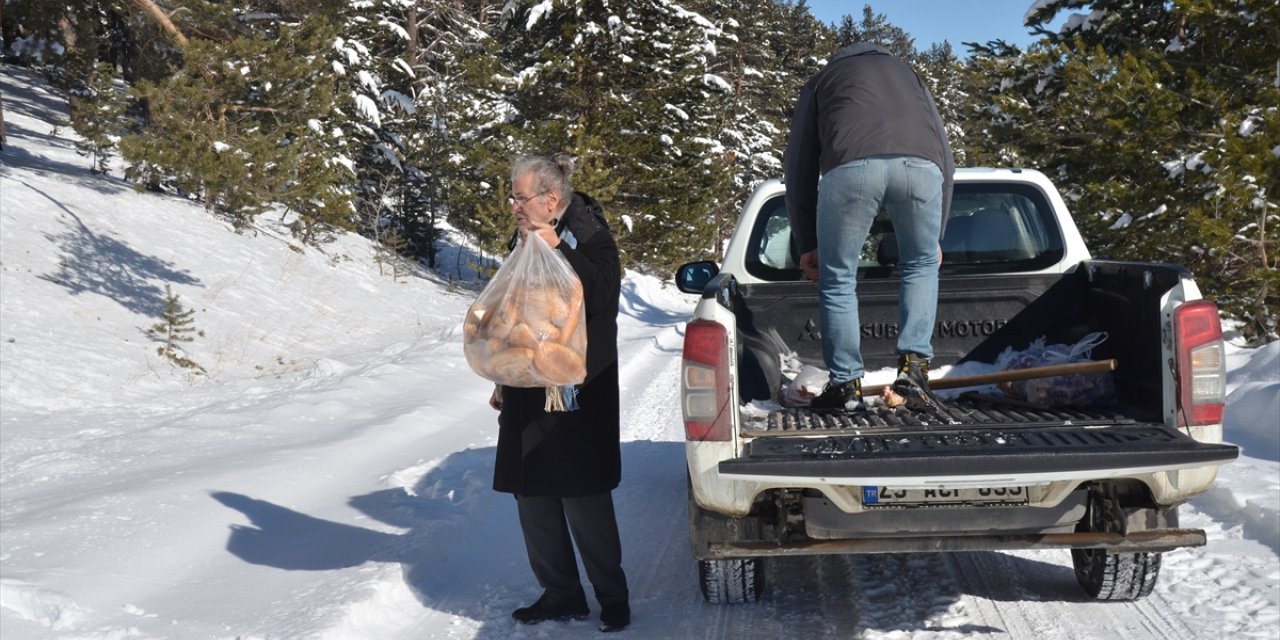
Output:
[
  {"xmin": 995, "ymin": 332, "xmax": 1115, "ymax": 406},
  {"xmin": 463, "ymin": 231, "xmax": 587, "ymax": 387}
]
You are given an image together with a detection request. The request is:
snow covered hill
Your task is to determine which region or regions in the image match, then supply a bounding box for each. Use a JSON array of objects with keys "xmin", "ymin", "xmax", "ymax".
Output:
[{"xmin": 2, "ymin": 63, "xmax": 1277, "ymax": 639}]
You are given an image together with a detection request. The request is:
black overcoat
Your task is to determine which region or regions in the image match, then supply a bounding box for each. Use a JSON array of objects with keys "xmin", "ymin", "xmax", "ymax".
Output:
[{"xmin": 493, "ymin": 193, "xmax": 622, "ymax": 497}]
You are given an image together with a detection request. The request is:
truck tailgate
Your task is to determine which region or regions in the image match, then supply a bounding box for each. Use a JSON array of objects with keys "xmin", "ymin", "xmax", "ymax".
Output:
[{"xmin": 724, "ymin": 401, "xmax": 1239, "ymax": 481}]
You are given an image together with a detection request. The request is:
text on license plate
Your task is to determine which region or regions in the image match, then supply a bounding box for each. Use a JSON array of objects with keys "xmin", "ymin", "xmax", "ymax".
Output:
[{"xmin": 862, "ymin": 485, "xmax": 1029, "ymax": 507}]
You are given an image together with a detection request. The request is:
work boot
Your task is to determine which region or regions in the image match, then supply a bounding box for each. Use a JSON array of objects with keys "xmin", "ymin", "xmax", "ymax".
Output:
[
  {"xmin": 890, "ymin": 353, "xmax": 945, "ymax": 411},
  {"xmin": 511, "ymin": 591, "xmax": 590, "ymax": 624},
  {"xmin": 810, "ymin": 378, "xmax": 865, "ymax": 412}
]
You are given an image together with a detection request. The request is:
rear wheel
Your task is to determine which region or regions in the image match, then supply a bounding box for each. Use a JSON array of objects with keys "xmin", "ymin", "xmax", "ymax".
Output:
[
  {"xmin": 688, "ymin": 474, "xmax": 770, "ymax": 604},
  {"xmin": 1071, "ymin": 493, "xmax": 1163, "ymax": 600},
  {"xmin": 698, "ymin": 557, "xmax": 764, "ymax": 604},
  {"xmin": 1072, "ymin": 546, "xmax": 1162, "ymax": 601}
]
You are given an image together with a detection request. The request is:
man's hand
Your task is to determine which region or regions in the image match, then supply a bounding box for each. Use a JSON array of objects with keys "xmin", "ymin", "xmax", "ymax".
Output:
[
  {"xmin": 800, "ymin": 249, "xmax": 820, "ymax": 281},
  {"xmin": 519, "ymin": 219, "xmax": 561, "ymax": 249},
  {"xmin": 489, "ymin": 384, "xmax": 503, "ymax": 411}
]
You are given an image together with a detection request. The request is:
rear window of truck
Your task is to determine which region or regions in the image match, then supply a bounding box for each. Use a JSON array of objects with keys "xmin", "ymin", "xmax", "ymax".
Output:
[{"xmin": 745, "ymin": 182, "xmax": 1067, "ymax": 281}]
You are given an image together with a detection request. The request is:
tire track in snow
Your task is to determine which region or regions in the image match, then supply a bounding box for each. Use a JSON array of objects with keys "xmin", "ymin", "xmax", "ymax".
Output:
[
  {"xmin": 613, "ymin": 305, "xmax": 688, "ymax": 610},
  {"xmin": 613, "ymin": 310, "xmax": 700, "ymax": 632},
  {"xmin": 949, "ymin": 550, "xmax": 1065, "ymax": 639},
  {"xmin": 616, "ymin": 315, "xmax": 686, "ymax": 442},
  {"xmin": 947, "ymin": 548, "xmax": 1201, "ymax": 640},
  {"xmin": 1127, "ymin": 591, "xmax": 1197, "ymax": 640},
  {"xmin": 850, "ymin": 552, "xmax": 965, "ymax": 637},
  {"xmin": 807, "ymin": 555, "xmax": 863, "ymax": 635}
]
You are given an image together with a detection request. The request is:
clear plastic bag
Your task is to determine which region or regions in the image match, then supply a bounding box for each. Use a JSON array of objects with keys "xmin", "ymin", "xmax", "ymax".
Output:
[
  {"xmin": 463, "ymin": 232, "xmax": 587, "ymax": 388},
  {"xmin": 995, "ymin": 332, "xmax": 1115, "ymax": 407}
]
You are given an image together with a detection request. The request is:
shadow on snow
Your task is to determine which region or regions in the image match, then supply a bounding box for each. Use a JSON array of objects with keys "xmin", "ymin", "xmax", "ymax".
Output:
[
  {"xmin": 24, "ymin": 179, "xmax": 204, "ymax": 318},
  {"xmin": 210, "ymin": 439, "xmax": 1099, "ymax": 637},
  {"xmin": 619, "ymin": 278, "xmax": 690, "ymax": 328}
]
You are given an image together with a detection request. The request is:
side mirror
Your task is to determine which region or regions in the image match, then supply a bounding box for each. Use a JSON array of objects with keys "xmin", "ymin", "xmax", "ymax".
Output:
[{"xmin": 675, "ymin": 260, "xmax": 720, "ymax": 294}]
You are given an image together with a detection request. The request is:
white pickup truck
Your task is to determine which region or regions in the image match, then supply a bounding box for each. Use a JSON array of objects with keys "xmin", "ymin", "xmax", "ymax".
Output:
[{"xmin": 674, "ymin": 168, "xmax": 1238, "ymax": 604}]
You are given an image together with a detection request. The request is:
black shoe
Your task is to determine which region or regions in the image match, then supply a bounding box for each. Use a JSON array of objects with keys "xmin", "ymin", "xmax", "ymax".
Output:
[
  {"xmin": 511, "ymin": 591, "xmax": 589, "ymax": 624},
  {"xmin": 810, "ymin": 378, "xmax": 865, "ymax": 412},
  {"xmin": 599, "ymin": 602, "xmax": 630, "ymax": 632},
  {"xmin": 890, "ymin": 353, "xmax": 945, "ymax": 411}
]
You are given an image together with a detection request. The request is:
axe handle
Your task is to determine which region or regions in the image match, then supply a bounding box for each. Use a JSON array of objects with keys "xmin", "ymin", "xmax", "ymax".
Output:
[{"xmin": 863, "ymin": 358, "xmax": 1117, "ymax": 397}]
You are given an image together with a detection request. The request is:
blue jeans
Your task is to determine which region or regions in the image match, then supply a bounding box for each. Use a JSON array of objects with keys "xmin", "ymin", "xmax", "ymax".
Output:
[{"xmin": 816, "ymin": 155, "xmax": 943, "ymax": 384}]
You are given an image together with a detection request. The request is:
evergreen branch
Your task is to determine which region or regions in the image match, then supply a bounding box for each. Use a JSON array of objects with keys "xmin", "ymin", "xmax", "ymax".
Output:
[{"xmin": 220, "ymin": 105, "xmax": 288, "ymax": 116}]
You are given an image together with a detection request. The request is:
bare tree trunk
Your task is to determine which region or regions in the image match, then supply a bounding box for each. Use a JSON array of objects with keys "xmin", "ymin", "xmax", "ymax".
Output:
[
  {"xmin": 57, "ymin": 14, "xmax": 77, "ymax": 50},
  {"xmin": 128, "ymin": 0, "xmax": 188, "ymax": 47},
  {"xmin": 406, "ymin": 5, "xmax": 419, "ymax": 66}
]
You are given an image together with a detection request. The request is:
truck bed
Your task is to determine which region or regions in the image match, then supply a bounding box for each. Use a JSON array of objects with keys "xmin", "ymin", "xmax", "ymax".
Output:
[
  {"xmin": 733, "ymin": 261, "xmax": 1195, "ymax": 421},
  {"xmin": 721, "ymin": 257, "xmax": 1251, "ymax": 480}
]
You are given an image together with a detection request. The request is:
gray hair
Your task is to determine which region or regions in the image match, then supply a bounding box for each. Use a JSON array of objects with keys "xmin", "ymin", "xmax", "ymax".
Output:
[{"xmin": 511, "ymin": 153, "xmax": 575, "ymax": 215}]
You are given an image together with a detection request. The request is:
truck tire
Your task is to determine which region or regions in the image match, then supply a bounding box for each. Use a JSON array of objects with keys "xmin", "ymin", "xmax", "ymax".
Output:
[
  {"xmin": 699, "ymin": 558, "xmax": 764, "ymax": 604},
  {"xmin": 1071, "ymin": 492, "xmax": 1163, "ymax": 600},
  {"xmin": 1072, "ymin": 546, "xmax": 1161, "ymax": 601}
]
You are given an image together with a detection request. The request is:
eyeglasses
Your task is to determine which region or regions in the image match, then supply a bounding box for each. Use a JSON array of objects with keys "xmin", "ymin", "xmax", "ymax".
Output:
[{"xmin": 508, "ymin": 190, "xmax": 548, "ymax": 207}]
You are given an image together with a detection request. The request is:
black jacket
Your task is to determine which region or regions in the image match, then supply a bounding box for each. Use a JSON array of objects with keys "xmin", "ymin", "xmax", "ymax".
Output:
[
  {"xmin": 493, "ymin": 192, "xmax": 622, "ymax": 496},
  {"xmin": 784, "ymin": 43, "xmax": 956, "ymax": 254}
]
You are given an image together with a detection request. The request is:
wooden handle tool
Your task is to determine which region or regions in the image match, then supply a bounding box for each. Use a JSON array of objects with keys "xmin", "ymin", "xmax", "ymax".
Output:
[{"xmin": 863, "ymin": 358, "xmax": 1117, "ymax": 397}]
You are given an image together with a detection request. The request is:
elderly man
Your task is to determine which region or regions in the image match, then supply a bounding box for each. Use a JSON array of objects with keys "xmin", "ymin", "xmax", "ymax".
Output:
[{"xmin": 488, "ymin": 154, "xmax": 630, "ymax": 633}]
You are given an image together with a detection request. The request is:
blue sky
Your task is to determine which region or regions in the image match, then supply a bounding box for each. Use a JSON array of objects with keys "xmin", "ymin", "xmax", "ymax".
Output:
[{"xmin": 806, "ymin": 0, "xmax": 1060, "ymax": 51}]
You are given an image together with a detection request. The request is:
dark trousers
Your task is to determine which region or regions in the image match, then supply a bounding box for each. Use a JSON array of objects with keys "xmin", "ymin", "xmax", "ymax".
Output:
[{"xmin": 515, "ymin": 492, "xmax": 629, "ymax": 606}]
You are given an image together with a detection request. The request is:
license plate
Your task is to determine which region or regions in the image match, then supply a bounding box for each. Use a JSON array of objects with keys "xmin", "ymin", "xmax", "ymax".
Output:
[{"xmin": 862, "ymin": 485, "xmax": 1029, "ymax": 507}]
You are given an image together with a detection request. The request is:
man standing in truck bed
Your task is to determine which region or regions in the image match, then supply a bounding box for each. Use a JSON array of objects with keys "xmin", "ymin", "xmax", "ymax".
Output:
[{"xmin": 784, "ymin": 42, "xmax": 955, "ymax": 412}]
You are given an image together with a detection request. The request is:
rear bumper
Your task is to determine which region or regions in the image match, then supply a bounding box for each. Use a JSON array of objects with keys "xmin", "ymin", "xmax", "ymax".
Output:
[{"xmin": 705, "ymin": 529, "xmax": 1206, "ymax": 557}]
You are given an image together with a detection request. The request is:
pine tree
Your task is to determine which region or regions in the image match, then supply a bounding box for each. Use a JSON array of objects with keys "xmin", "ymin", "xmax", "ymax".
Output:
[
  {"xmin": 4, "ymin": 0, "xmax": 100, "ymax": 81},
  {"xmin": 399, "ymin": 1, "xmax": 511, "ymax": 267},
  {"xmin": 409, "ymin": 2, "xmax": 516, "ymax": 265},
  {"xmin": 769, "ymin": 1, "xmax": 837, "ymax": 133},
  {"xmin": 70, "ymin": 61, "xmax": 128, "ymax": 173},
  {"xmin": 496, "ymin": 0, "xmax": 736, "ymax": 273},
  {"xmin": 325, "ymin": 0, "xmax": 429, "ymax": 253},
  {"xmin": 148, "ymin": 284, "xmax": 205, "ymax": 373},
  {"xmin": 2, "ymin": 0, "xmax": 216, "ymax": 92},
  {"xmin": 120, "ymin": 16, "xmax": 358, "ymax": 235},
  {"xmin": 691, "ymin": 0, "xmax": 832, "ymax": 256},
  {"xmin": 960, "ymin": 39, "xmax": 1026, "ymax": 168},
  {"xmin": 914, "ymin": 42, "xmax": 971, "ymax": 166},
  {"xmin": 970, "ymin": 0, "xmax": 1279, "ymax": 342},
  {"xmin": 833, "ymin": 4, "xmax": 915, "ymax": 58}
]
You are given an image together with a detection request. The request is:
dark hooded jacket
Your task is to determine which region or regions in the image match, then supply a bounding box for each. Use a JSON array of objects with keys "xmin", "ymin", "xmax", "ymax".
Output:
[
  {"xmin": 493, "ymin": 192, "xmax": 622, "ymax": 497},
  {"xmin": 784, "ymin": 43, "xmax": 956, "ymax": 254}
]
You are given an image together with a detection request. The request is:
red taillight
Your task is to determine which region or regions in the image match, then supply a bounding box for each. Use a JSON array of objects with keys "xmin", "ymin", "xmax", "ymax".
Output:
[
  {"xmin": 682, "ymin": 320, "xmax": 731, "ymax": 441},
  {"xmin": 1174, "ymin": 300, "xmax": 1226, "ymax": 426}
]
